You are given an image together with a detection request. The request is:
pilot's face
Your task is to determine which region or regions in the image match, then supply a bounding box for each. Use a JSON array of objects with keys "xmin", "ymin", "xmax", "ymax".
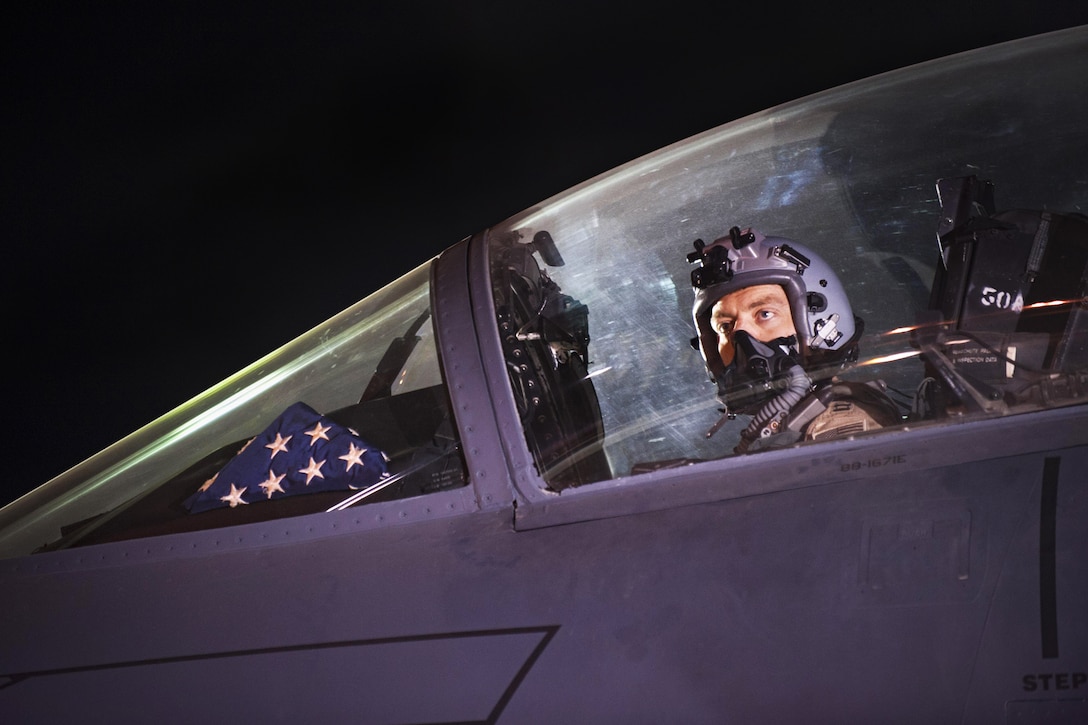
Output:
[{"xmin": 710, "ymin": 284, "xmax": 797, "ymax": 366}]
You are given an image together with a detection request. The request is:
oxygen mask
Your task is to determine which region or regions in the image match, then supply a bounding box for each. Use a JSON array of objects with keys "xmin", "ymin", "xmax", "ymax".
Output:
[{"xmin": 718, "ymin": 330, "xmax": 802, "ymax": 410}]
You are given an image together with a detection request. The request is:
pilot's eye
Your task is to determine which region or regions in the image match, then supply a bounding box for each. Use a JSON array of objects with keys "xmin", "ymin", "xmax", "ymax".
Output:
[
  {"xmin": 716, "ymin": 320, "xmax": 734, "ymax": 336},
  {"xmin": 757, "ymin": 309, "xmax": 775, "ymax": 321}
]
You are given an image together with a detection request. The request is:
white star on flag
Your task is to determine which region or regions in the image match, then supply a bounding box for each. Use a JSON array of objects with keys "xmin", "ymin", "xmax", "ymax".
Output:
[
  {"xmin": 199, "ymin": 471, "xmax": 218, "ymax": 493},
  {"xmin": 304, "ymin": 421, "xmax": 332, "ymax": 445},
  {"xmin": 258, "ymin": 470, "xmax": 286, "ymax": 498},
  {"xmin": 338, "ymin": 443, "xmax": 368, "ymax": 472},
  {"xmin": 265, "ymin": 433, "xmax": 291, "ymax": 459},
  {"xmin": 220, "ymin": 483, "xmax": 249, "ymax": 508},
  {"xmin": 299, "ymin": 457, "xmax": 326, "ymax": 485}
]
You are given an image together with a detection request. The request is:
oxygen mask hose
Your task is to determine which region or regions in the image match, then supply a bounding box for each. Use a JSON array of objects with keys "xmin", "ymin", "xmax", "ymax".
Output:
[{"xmin": 728, "ymin": 331, "xmax": 813, "ymax": 453}]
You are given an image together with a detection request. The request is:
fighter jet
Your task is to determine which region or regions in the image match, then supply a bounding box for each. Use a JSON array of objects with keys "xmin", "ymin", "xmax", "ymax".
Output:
[{"xmin": 1, "ymin": 26, "xmax": 1085, "ymax": 723}]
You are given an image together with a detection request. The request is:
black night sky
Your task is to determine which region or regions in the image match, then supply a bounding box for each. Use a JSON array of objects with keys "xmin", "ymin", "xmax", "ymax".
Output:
[{"xmin": 4, "ymin": 2, "xmax": 1087, "ymax": 506}]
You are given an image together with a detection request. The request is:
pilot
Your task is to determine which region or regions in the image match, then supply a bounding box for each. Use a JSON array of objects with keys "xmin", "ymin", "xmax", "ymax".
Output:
[{"xmin": 688, "ymin": 226, "xmax": 901, "ymax": 453}]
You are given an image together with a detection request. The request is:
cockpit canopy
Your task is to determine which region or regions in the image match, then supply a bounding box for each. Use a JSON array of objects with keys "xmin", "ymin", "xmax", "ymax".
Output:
[{"xmin": 487, "ymin": 28, "xmax": 1087, "ymax": 486}]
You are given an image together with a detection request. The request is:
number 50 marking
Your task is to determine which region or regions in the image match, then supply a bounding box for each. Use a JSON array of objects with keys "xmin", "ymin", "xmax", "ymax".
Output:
[{"xmin": 980, "ymin": 285, "xmax": 1015, "ymax": 308}]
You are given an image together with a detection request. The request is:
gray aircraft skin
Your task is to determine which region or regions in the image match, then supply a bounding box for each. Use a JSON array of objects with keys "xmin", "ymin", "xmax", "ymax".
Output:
[{"xmin": 1, "ymin": 28, "xmax": 1086, "ymax": 724}]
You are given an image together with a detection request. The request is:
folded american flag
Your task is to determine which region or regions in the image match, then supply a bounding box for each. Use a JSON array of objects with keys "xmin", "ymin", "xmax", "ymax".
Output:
[{"xmin": 185, "ymin": 402, "xmax": 389, "ymax": 513}]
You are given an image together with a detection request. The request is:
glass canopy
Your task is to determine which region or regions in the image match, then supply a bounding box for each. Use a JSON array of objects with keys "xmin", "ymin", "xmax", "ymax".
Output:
[{"xmin": 486, "ymin": 27, "xmax": 1087, "ymax": 487}]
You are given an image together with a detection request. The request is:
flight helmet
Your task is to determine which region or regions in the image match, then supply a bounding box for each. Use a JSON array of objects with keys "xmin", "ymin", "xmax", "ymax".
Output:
[{"xmin": 689, "ymin": 227, "xmax": 861, "ymax": 400}]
